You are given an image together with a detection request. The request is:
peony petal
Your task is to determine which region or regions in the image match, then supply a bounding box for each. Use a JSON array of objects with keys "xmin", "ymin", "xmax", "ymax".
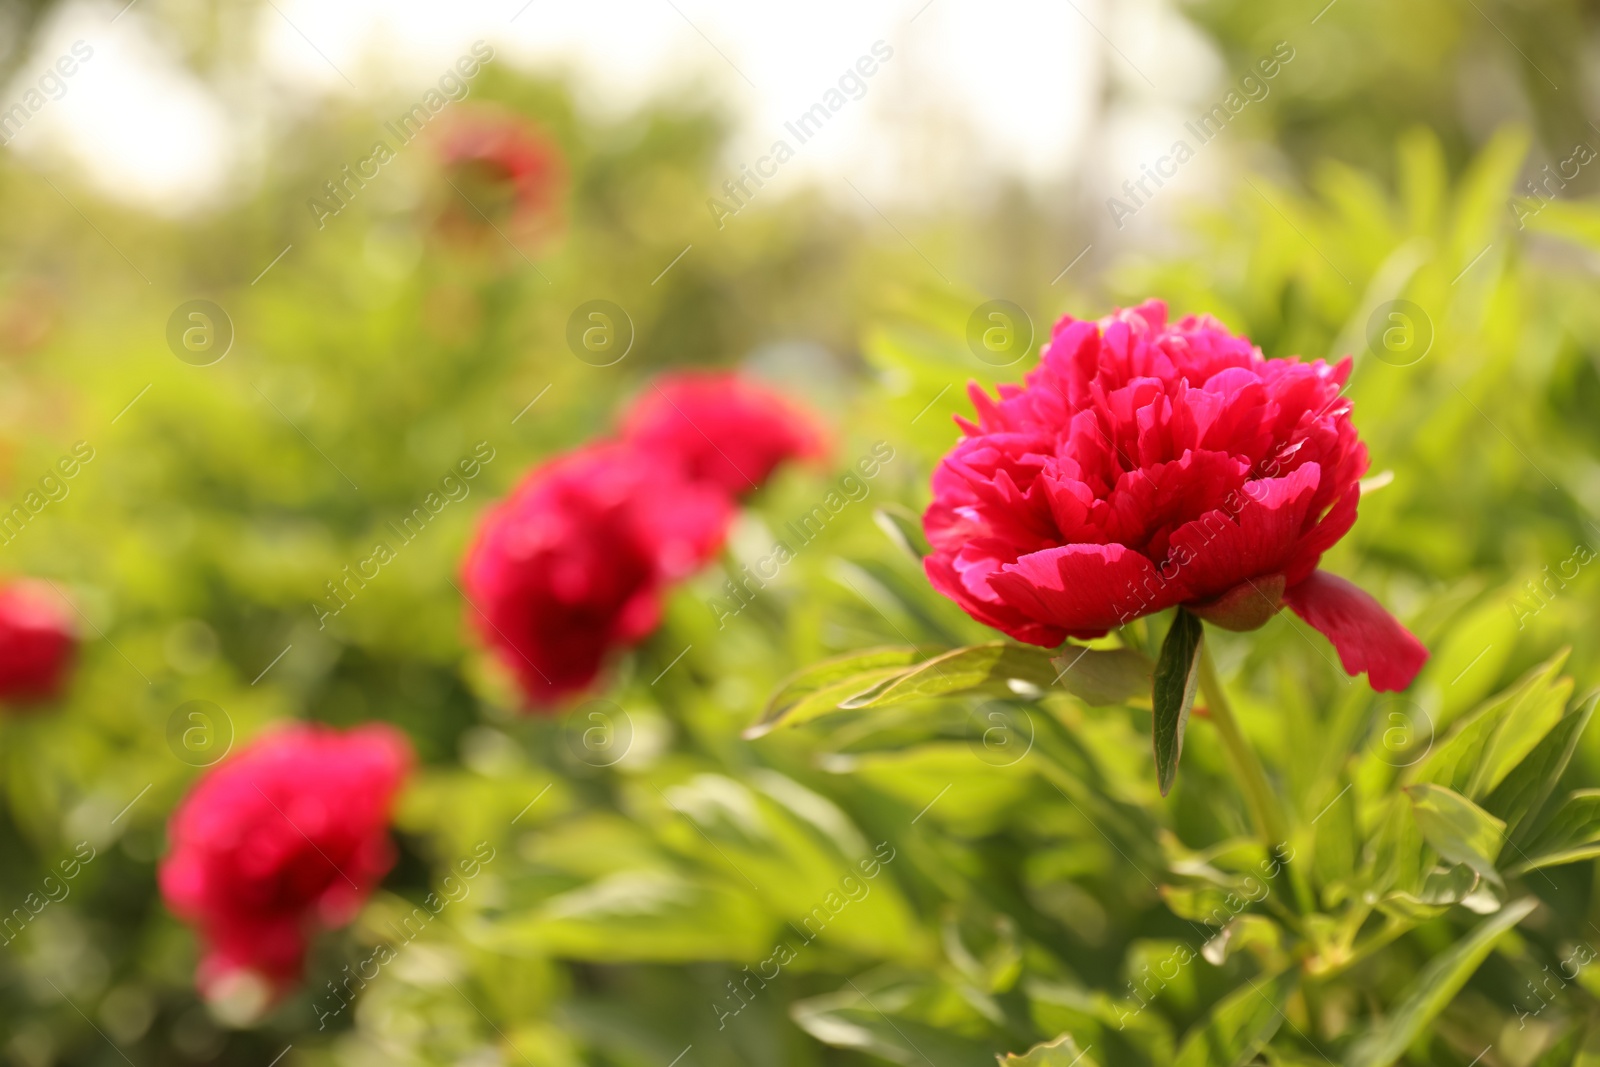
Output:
[
  {"xmin": 1164, "ymin": 462, "xmax": 1320, "ymax": 600},
  {"xmin": 989, "ymin": 542, "xmax": 1177, "ymax": 637},
  {"xmin": 1282, "ymin": 485, "xmax": 1359, "ymax": 586},
  {"xmin": 1284, "ymin": 570, "xmax": 1428, "ymax": 691},
  {"xmin": 924, "ymin": 552, "xmax": 1066, "ymax": 648}
]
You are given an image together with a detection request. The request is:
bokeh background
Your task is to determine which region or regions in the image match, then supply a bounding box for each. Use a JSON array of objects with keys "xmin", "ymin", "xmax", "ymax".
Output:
[{"xmin": 2, "ymin": 0, "xmax": 1600, "ymax": 1064}]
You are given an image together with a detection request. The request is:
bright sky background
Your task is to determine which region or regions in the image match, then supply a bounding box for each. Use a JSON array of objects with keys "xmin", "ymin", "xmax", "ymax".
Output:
[{"xmin": 1, "ymin": 0, "xmax": 1229, "ymax": 220}]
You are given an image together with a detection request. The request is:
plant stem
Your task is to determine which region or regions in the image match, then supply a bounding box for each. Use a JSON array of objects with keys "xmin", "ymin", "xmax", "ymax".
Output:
[{"xmin": 1197, "ymin": 641, "xmax": 1290, "ymax": 852}]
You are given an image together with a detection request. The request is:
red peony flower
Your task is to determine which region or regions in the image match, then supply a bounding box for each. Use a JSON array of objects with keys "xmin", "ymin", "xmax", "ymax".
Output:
[
  {"xmin": 620, "ymin": 372, "xmax": 826, "ymax": 498},
  {"xmin": 159, "ymin": 723, "xmax": 411, "ymax": 997},
  {"xmin": 460, "ymin": 443, "xmax": 733, "ymax": 707},
  {"xmin": 923, "ymin": 300, "xmax": 1426, "ymax": 691},
  {"xmin": 0, "ymin": 580, "xmax": 75, "ymax": 707},
  {"xmin": 436, "ymin": 108, "xmax": 564, "ymax": 237}
]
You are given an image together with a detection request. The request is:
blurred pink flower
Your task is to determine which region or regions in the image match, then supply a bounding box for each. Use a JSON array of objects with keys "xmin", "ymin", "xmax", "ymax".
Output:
[
  {"xmin": 159, "ymin": 723, "xmax": 412, "ymax": 997},
  {"xmin": 620, "ymin": 372, "xmax": 826, "ymax": 498},
  {"xmin": 460, "ymin": 443, "xmax": 732, "ymax": 707}
]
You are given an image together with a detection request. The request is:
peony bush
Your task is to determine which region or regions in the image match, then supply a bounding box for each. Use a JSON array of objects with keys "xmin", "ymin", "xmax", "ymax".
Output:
[{"xmin": 1, "ymin": 60, "xmax": 1599, "ymax": 1067}]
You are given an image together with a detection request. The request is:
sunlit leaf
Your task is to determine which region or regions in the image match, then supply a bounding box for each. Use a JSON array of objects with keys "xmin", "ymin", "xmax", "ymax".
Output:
[
  {"xmin": 747, "ymin": 647, "xmax": 921, "ymax": 737},
  {"xmin": 1200, "ymin": 914, "xmax": 1284, "ymax": 967},
  {"xmin": 1508, "ymin": 790, "xmax": 1600, "ymax": 874},
  {"xmin": 1378, "ymin": 864, "xmax": 1482, "ymax": 922},
  {"xmin": 1409, "ymin": 650, "xmax": 1571, "ymax": 800},
  {"xmin": 1405, "ymin": 783, "xmax": 1505, "ymax": 888},
  {"xmin": 839, "ymin": 641, "xmax": 1059, "ymax": 709},
  {"xmin": 1484, "ymin": 692, "xmax": 1596, "ymax": 847}
]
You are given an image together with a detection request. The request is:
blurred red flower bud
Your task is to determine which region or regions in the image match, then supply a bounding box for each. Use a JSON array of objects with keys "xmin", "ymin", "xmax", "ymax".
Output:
[
  {"xmin": 434, "ymin": 107, "xmax": 565, "ymax": 244},
  {"xmin": 0, "ymin": 580, "xmax": 75, "ymax": 707}
]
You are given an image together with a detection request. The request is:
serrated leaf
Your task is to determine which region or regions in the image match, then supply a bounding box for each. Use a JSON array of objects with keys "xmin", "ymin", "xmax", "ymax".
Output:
[
  {"xmin": 1050, "ymin": 644, "xmax": 1155, "ymax": 707},
  {"xmin": 873, "ymin": 503, "xmax": 930, "ymax": 561},
  {"xmin": 1174, "ymin": 969, "xmax": 1295, "ymax": 1067},
  {"xmin": 747, "ymin": 648, "xmax": 922, "ymax": 738},
  {"xmin": 1343, "ymin": 897, "xmax": 1537, "ymax": 1067},
  {"xmin": 1153, "ymin": 610, "xmax": 1204, "ymax": 797},
  {"xmin": 1507, "ymin": 789, "xmax": 1600, "ymax": 874},
  {"xmin": 839, "ymin": 641, "xmax": 1058, "ymax": 709},
  {"xmin": 1485, "ymin": 692, "xmax": 1596, "ymax": 847},
  {"xmin": 1406, "ymin": 783, "xmax": 1505, "ymax": 888},
  {"xmin": 998, "ymin": 1033, "xmax": 1098, "ymax": 1066}
]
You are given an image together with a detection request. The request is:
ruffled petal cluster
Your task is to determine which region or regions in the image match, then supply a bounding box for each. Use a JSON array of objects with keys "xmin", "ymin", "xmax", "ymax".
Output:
[
  {"xmin": 621, "ymin": 372, "xmax": 826, "ymax": 497},
  {"xmin": 159, "ymin": 724, "xmax": 412, "ymax": 996},
  {"xmin": 462, "ymin": 373, "xmax": 823, "ymax": 707},
  {"xmin": 924, "ymin": 300, "xmax": 1426, "ymax": 691}
]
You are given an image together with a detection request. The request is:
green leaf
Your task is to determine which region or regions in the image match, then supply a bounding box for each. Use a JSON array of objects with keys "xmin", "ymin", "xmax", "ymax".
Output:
[
  {"xmin": 1200, "ymin": 914, "xmax": 1285, "ymax": 967},
  {"xmin": 1160, "ymin": 883, "xmax": 1239, "ymax": 923},
  {"xmin": 1531, "ymin": 1023, "xmax": 1584, "ymax": 1067},
  {"xmin": 1378, "ymin": 864, "xmax": 1482, "ymax": 922},
  {"xmin": 839, "ymin": 641, "xmax": 1059, "ymax": 709},
  {"xmin": 1050, "ymin": 645, "xmax": 1155, "ymax": 707},
  {"xmin": 1485, "ymin": 692, "xmax": 1596, "ymax": 847},
  {"xmin": 1152, "ymin": 610, "xmax": 1204, "ymax": 797},
  {"xmin": 481, "ymin": 871, "xmax": 774, "ymax": 962},
  {"xmin": 1312, "ymin": 776, "xmax": 1359, "ymax": 893},
  {"xmin": 1410, "ymin": 650, "xmax": 1571, "ymax": 800},
  {"xmin": 746, "ymin": 647, "xmax": 921, "ymax": 738},
  {"xmin": 790, "ymin": 974, "xmax": 1004, "ymax": 1066},
  {"xmin": 1405, "ymin": 783, "xmax": 1506, "ymax": 888},
  {"xmin": 873, "ymin": 503, "xmax": 931, "ymax": 561},
  {"xmin": 1508, "ymin": 789, "xmax": 1600, "ymax": 874},
  {"xmin": 998, "ymin": 1033, "xmax": 1099, "ymax": 1066},
  {"xmin": 1173, "ymin": 968, "xmax": 1295, "ymax": 1067},
  {"xmin": 1343, "ymin": 897, "xmax": 1538, "ymax": 1067}
]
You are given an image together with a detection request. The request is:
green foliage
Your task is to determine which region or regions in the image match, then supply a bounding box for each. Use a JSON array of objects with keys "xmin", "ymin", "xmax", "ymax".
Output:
[
  {"xmin": 2, "ymin": 3, "xmax": 1600, "ymax": 1060},
  {"xmin": 1153, "ymin": 611, "xmax": 1206, "ymax": 797}
]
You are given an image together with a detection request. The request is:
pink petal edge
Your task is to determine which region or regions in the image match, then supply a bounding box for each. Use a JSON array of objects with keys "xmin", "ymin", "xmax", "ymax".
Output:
[{"xmin": 1284, "ymin": 570, "xmax": 1428, "ymax": 692}]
